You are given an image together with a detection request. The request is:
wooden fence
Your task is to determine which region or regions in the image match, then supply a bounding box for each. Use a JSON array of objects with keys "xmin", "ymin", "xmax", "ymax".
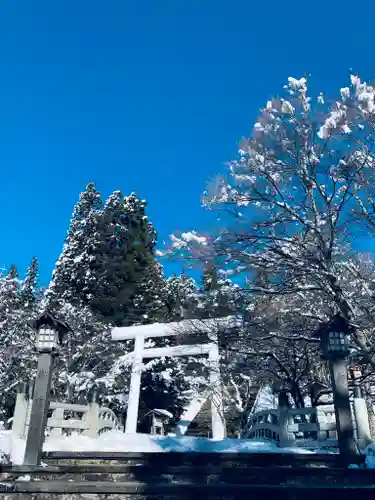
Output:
[
  {"xmin": 241, "ymin": 403, "xmax": 367, "ymax": 449},
  {"xmin": 11, "ymin": 390, "xmax": 120, "ymax": 439}
]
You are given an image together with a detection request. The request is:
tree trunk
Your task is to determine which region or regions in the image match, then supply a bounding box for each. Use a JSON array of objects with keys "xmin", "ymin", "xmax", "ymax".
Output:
[
  {"xmin": 365, "ymin": 396, "xmax": 375, "ymax": 442},
  {"xmin": 290, "ymin": 383, "xmax": 305, "ymax": 409}
]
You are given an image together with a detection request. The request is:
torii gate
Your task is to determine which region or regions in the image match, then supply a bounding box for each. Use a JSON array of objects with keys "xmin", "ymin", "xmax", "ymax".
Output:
[{"xmin": 112, "ymin": 317, "xmax": 238, "ymax": 440}]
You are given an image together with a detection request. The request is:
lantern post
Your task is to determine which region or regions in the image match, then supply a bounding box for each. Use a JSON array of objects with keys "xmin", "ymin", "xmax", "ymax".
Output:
[
  {"xmin": 319, "ymin": 313, "xmax": 359, "ymax": 465},
  {"xmin": 23, "ymin": 312, "xmax": 71, "ymax": 466}
]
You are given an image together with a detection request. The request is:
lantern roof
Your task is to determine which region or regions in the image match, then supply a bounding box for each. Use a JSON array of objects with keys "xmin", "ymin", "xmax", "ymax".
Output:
[
  {"xmin": 317, "ymin": 313, "xmax": 354, "ymax": 340},
  {"xmin": 27, "ymin": 311, "xmax": 72, "ymax": 345}
]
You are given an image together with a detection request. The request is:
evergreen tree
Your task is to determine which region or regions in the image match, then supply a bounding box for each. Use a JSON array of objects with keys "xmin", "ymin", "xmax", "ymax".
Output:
[
  {"xmin": 21, "ymin": 257, "xmax": 39, "ymax": 308},
  {"xmin": 198, "ymin": 264, "xmax": 242, "ymax": 319},
  {"xmin": 51, "ymin": 302, "xmax": 124, "ymax": 405},
  {"xmin": 86, "ymin": 191, "xmax": 163, "ymax": 325},
  {"xmin": 164, "ymin": 274, "xmax": 199, "ymax": 321},
  {"xmin": 0, "ymin": 267, "xmax": 35, "ymax": 421},
  {"xmin": 131, "ymin": 261, "xmax": 167, "ymax": 324},
  {"xmin": 201, "ymin": 262, "xmax": 219, "ymax": 293},
  {"xmin": 47, "ymin": 183, "xmax": 103, "ymax": 310},
  {"xmin": 138, "ymin": 368, "xmax": 186, "ymax": 433},
  {"xmin": 0, "ymin": 265, "xmax": 21, "ymax": 311},
  {"xmin": 49, "ymin": 186, "xmax": 165, "ymax": 326},
  {"xmin": 7, "ymin": 265, "xmax": 18, "ymax": 280}
]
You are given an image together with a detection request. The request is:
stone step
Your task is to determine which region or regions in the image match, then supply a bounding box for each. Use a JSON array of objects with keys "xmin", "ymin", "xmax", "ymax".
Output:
[
  {"xmin": 0, "ymin": 480, "xmax": 374, "ymax": 498},
  {"xmin": 42, "ymin": 450, "xmax": 343, "ymax": 468},
  {"xmin": 2, "ymin": 464, "xmax": 375, "ymax": 486}
]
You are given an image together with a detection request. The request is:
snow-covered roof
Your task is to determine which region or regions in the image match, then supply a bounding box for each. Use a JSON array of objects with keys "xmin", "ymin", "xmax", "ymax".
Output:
[{"xmin": 152, "ymin": 409, "xmax": 173, "ymax": 418}]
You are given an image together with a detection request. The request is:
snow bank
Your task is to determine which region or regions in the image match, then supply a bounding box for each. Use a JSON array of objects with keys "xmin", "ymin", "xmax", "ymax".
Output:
[
  {"xmin": 0, "ymin": 432, "xmax": 26, "ymax": 465},
  {"xmin": 0, "ymin": 430, "xmax": 328, "ymax": 465}
]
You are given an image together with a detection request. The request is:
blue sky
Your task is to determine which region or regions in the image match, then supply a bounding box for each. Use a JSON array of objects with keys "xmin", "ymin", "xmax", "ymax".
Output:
[{"xmin": 0, "ymin": 0, "xmax": 374, "ymax": 285}]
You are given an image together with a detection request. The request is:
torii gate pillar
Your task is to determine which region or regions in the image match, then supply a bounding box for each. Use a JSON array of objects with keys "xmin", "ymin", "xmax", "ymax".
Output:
[{"xmin": 126, "ymin": 334, "xmax": 145, "ymax": 435}]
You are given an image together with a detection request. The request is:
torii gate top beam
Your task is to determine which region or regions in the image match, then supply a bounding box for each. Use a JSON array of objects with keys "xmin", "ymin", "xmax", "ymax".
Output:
[{"xmin": 111, "ymin": 316, "xmax": 240, "ymax": 342}]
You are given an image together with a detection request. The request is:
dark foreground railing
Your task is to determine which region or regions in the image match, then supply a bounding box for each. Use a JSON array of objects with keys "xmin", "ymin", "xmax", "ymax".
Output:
[{"xmin": 0, "ymin": 451, "xmax": 372, "ymax": 498}]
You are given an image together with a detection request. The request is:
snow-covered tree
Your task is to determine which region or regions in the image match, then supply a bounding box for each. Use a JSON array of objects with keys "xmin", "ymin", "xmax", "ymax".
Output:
[
  {"xmin": 163, "ymin": 273, "xmax": 199, "ymax": 321},
  {"xmin": 131, "ymin": 261, "xmax": 167, "ymax": 324},
  {"xmin": 138, "ymin": 361, "xmax": 189, "ymax": 433},
  {"xmin": 164, "ymin": 74, "xmax": 375, "ymax": 374},
  {"xmin": 0, "ymin": 267, "xmax": 21, "ymax": 311},
  {"xmin": 198, "ymin": 263, "xmax": 243, "ymax": 319},
  {"xmin": 21, "ymin": 257, "xmax": 39, "ymax": 309},
  {"xmin": 49, "ymin": 186, "xmax": 165, "ymax": 327},
  {"xmin": 0, "ymin": 267, "xmax": 36, "ymax": 420},
  {"xmin": 42, "ymin": 184, "xmax": 187, "ymax": 419},
  {"xmin": 86, "ymin": 190, "xmax": 165, "ymax": 325},
  {"xmin": 46, "ymin": 182, "xmax": 103, "ymax": 311},
  {"xmin": 51, "ymin": 302, "xmax": 124, "ymax": 405}
]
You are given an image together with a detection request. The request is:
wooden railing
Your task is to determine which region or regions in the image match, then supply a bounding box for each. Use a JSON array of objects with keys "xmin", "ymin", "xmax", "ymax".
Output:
[{"xmin": 12, "ymin": 391, "xmax": 120, "ymax": 440}]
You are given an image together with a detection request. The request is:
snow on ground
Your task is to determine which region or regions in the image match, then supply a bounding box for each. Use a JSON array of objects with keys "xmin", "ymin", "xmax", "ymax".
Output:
[{"xmin": 0, "ymin": 430, "xmax": 328, "ymax": 465}]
